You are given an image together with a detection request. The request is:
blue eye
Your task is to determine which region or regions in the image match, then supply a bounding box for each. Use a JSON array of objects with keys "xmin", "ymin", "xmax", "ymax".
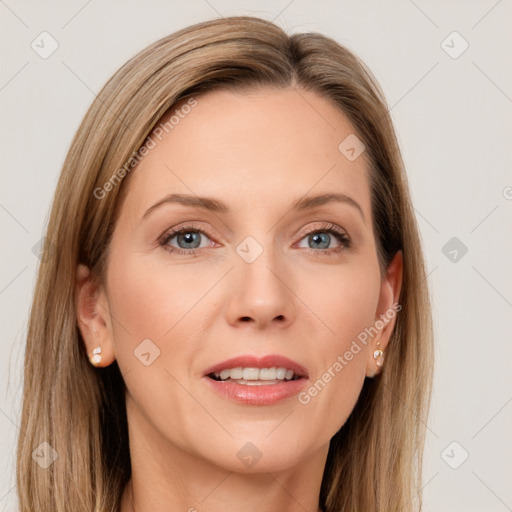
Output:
[
  {"xmin": 308, "ymin": 232, "xmax": 331, "ymax": 249},
  {"xmin": 159, "ymin": 222, "xmax": 350, "ymax": 256},
  {"xmin": 174, "ymin": 231, "xmax": 203, "ymax": 249},
  {"xmin": 296, "ymin": 226, "xmax": 350, "ymax": 254},
  {"xmin": 160, "ymin": 226, "xmax": 213, "ymax": 254}
]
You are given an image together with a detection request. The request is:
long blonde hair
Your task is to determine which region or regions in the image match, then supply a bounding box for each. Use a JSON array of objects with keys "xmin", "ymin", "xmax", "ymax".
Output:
[{"xmin": 16, "ymin": 16, "xmax": 433, "ymax": 512}]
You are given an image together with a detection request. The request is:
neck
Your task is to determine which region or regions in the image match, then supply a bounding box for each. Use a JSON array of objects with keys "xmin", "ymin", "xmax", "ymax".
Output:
[
  {"xmin": 122, "ymin": 480, "xmax": 324, "ymax": 512},
  {"xmin": 118, "ymin": 394, "xmax": 328, "ymax": 512},
  {"xmin": 120, "ymin": 459, "xmax": 326, "ymax": 512}
]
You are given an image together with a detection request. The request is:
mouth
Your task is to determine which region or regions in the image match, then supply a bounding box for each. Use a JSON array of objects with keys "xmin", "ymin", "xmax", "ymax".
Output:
[
  {"xmin": 202, "ymin": 355, "xmax": 308, "ymax": 405},
  {"xmin": 207, "ymin": 366, "xmax": 302, "ymax": 385}
]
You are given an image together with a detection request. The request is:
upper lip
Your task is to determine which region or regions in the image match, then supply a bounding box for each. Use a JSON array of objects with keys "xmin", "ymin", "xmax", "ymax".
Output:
[{"xmin": 203, "ymin": 354, "xmax": 309, "ymax": 379}]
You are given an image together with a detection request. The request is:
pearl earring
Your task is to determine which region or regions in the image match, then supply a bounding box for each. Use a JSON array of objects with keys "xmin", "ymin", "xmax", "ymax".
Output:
[
  {"xmin": 373, "ymin": 341, "xmax": 384, "ymax": 368},
  {"xmin": 89, "ymin": 346, "xmax": 102, "ymax": 366}
]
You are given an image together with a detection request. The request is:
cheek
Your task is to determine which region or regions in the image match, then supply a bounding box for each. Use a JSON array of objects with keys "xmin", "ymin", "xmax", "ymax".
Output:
[
  {"xmin": 293, "ymin": 262, "xmax": 379, "ymax": 430},
  {"xmin": 104, "ymin": 253, "xmax": 214, "ymax": 439},
  {"xmin": 297, "ymin": 258, "xmax": 381, "ymax": 347},
  {"xmin": 106, "ymin": 253, "xmax": 214, "ymax": 343}
]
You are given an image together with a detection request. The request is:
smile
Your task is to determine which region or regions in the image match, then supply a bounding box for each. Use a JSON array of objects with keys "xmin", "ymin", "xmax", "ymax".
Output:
[
  {"xmin": 203, "ymin": 355, "xmax": 308, "ymax": 405},
  {"xmin": 209, "ymin": 366, "xmax": 298, "ymax": 383}
]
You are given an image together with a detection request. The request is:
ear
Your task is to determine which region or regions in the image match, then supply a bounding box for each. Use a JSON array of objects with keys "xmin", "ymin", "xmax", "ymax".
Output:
[
  {"xmin": 366, "ymin": 250, "xmax": 403, "ymax": 378},
  {"xmin": 75, "ymin": 263, "xmax": 116, "ymax": 367}
]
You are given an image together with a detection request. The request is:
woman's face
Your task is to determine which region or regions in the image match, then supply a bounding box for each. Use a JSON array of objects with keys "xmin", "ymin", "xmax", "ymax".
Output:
[{"xmin": 79, "ymin": 86, "xmax": 401, "ymax": 473}]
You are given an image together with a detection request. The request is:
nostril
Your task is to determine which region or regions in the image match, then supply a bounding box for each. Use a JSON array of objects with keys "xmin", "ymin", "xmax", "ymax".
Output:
[{"xmin": 240, "ymin": 316, "xmax": 252, "ymax": 322}]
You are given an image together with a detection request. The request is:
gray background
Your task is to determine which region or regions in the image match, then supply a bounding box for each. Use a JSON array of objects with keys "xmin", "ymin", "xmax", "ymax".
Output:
[{"xmin": 1, "ymin": 1, "xmax": 511, "ymax": 510}]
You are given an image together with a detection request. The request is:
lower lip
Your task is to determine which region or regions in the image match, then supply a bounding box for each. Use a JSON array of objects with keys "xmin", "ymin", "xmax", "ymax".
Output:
[{"xmin": 203, "ymin": 376, "xmax": 307, "ymax": 405}]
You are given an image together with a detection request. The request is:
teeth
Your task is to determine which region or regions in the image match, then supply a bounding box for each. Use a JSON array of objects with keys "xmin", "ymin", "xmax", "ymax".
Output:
[
  {"xmin": 230, "ymin": 367, "xmax": 243, "ymax": 379},
  {"xmin": 212, "ymin": 367, "xmax": 296, "ymax": 382},
  {"xmin": 234, "ymin": 379, "xmax": 283, "ymax": 386},
  {"xmin": 243, "ymin": 368, "xmax": 260, "ymax": 380},
  {"xmin": 219, "ymin": 369, "xmax": 231, "ymax": 380},
  {"xmin": 260, "ymin": 367, "xmax": 277, "ymax": 380},
  {"xmin": 276, "ymin": 367, "xmax": 287, "ymax": 379}
]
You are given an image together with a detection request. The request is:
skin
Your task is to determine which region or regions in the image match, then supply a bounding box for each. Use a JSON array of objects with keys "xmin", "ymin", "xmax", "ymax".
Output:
[{"xmin": 76, "ymin": 86, "xmax": 402, "ymax": 512}]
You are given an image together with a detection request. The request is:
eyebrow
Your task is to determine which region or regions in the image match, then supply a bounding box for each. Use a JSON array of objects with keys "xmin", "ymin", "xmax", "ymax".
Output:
[
  {"xmin": 142, "ymin": 192, "xmax": 366, "ymax": 224},
  {"xmin": 293, "ymin": 193, "xmax": 366, "ymax": 224}
]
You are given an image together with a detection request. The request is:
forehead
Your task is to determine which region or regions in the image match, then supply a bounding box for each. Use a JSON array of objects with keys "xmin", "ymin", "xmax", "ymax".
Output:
[{"xmin": 120, "ymin": 86, "xmax": 372, "ymax": 221}]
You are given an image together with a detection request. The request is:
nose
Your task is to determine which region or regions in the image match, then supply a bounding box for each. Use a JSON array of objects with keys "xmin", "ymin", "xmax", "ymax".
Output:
[{"xmin": 225, "ymin": 246, "xmax": 296, "ymax": 330}]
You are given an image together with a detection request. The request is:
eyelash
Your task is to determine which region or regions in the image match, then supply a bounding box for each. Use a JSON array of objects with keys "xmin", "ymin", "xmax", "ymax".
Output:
[{"xmin": 158, "ymin": 222, "xmax": 351, "ymax": 257}]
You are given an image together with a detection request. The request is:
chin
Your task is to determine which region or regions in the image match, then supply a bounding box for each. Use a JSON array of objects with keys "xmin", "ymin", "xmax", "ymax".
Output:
[{"xmin": 198, "ymin": 434, "xmax": 317, "ymax": 474}]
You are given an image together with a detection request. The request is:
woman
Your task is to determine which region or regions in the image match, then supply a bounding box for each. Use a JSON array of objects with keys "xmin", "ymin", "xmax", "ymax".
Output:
[{"xmin": 17, "ymin": 15, "xmax": 433, "ymax": 512}]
